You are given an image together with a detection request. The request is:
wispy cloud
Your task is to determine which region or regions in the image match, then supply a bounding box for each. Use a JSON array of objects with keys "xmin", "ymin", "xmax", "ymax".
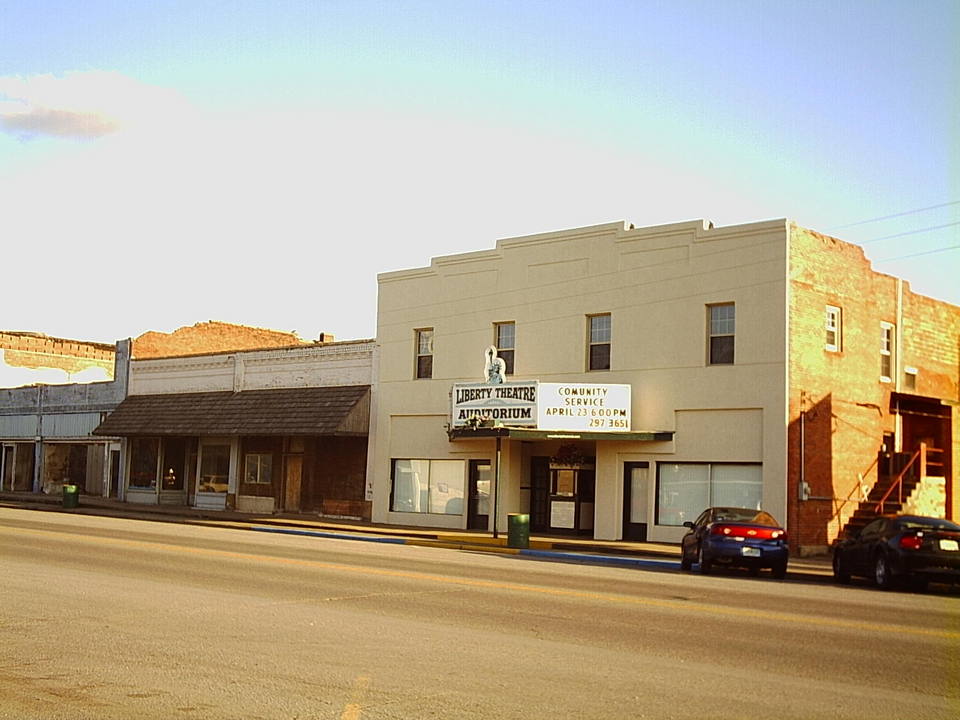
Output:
[
  {"xmin": 0, "ymin": 71, "xmax": 185, "ymax": 140},
  {"xmin": 0, "ymin": 107, "xmax": 119, "ymax": 139}
]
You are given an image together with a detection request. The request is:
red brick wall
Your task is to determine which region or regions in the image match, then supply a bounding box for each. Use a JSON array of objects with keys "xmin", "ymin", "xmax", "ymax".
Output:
[
  {"xmin": 788, "ymin": 226, "xmax": 960, "ymax": 550},
  {"xmin": 132, "ymin": 321, "xmax": 309, "ymax": 359}
]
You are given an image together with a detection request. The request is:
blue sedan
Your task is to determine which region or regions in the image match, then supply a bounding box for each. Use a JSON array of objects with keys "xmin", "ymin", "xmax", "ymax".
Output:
[{"xmin": 680, "ymin": 507, "xmax": 789, "ymax": 578}]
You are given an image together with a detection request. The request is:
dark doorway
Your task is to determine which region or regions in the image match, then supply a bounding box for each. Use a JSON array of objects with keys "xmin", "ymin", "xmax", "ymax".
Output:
[
  {"xmin": 530, "ymin": 457, "xmax": 551, "ymax": 532},
  {"xmin": 67, "ymin": 445, "xmax": 89, "ymax": 492},
  {"xmin": 623, "ymin": 462, "xmax": 650, "ymax": 541},
  {"xmin": 467, "ymin": 460, "xmax": 492, "ymax": 530},
  {"xmin": 109, "ymin": 450, "xmax": 121, "ymax": 498}
]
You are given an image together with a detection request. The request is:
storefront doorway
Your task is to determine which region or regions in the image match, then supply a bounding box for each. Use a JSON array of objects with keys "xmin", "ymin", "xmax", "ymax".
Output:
[
  {"xmin": 467, "ymin": 460, "xmax": 491, "ymax": 530},
  {"xmin": 529, "ymin": 455, "xmax": 595, "ymax": 536},
  {"xmin": 622, "ymin": 462, "xmax": 650, "ymax": 541}
]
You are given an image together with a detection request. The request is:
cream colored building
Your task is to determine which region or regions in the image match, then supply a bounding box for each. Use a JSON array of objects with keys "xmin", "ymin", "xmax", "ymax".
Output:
[{"xmin": 372, "ymin": 220, "xmax": 789, "ymax": 543}]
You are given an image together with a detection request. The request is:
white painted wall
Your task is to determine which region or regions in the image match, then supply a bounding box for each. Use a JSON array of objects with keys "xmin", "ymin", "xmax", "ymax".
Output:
[{"xmin": 129, "ymin": 341, "xmax": 375, "ymax": 395}]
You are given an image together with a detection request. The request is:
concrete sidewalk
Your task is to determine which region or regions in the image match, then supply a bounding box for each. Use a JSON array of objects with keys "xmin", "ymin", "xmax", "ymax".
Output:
[{"xmin": 0, "ymin": 491, "xmax": 833, "ymax": 577}]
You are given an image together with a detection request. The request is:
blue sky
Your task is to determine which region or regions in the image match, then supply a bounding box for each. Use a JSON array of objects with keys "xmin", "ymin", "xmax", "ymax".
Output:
[{"xmin": 1, "ymin": 0, "xmax": 957, "ymax": 342}]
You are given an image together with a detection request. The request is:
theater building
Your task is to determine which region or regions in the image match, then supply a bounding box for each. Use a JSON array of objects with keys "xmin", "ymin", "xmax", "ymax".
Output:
[
  {"xmin": 94, "ymin": 340, "xmax": 375, "ymax": 518},
  {"xmin": 370, "ymin": 219, "xmax": 959, "ymax": 553}
]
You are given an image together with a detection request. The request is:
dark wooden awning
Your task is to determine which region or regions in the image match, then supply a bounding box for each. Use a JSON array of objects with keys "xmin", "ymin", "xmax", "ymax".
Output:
[{"xmin": 93, "ymin": 385, "xmax": 369, "ymax": 437}]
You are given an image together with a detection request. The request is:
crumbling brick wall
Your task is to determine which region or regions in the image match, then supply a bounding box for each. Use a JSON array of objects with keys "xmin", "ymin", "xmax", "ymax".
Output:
[
  {"xmin": 132, "ymin": 321, "xmax": 313, "ymax": 358},
  {"xmin": 0, "ymin": 331, "xmax": 115, "ymax": 377}
]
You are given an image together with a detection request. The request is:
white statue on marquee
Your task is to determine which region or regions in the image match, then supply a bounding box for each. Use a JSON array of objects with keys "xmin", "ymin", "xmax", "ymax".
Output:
[{"xmin": 484, "ymin": 346, "xmax": 506, "ymax": 384}]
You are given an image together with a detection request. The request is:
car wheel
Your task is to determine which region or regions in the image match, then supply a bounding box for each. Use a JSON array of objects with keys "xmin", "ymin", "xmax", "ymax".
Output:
[
  {"xmin": 698, "ymin": 545, "xmax": 712, "ymax": 574},
  {"xmin": 833, "ymin": 551, "xmax": 850, "ymax": 584},
  {"xmin": 873, "ymin": 553, "xmax": 895, "ymax": 590},
  {"xmin": 771, "ymin": 561, "xmax": 787, "ymax": 580},
  {"xmin": 680, "ymin": 549, "xmax": 692, "ymax": 572}
]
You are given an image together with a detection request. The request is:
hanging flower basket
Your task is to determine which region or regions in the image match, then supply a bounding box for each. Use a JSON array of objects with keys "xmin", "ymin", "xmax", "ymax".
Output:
[{"xmin": 549, "ymin": 443, "xmax": 593, "ymax": 469}]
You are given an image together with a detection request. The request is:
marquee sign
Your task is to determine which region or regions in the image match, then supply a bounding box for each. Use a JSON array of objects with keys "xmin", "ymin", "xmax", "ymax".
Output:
[
  {"xmin": 451, "ymin": 381, "xmax": 539, "ymax": 427},
  {"xmin": 536, "ymin": 383, "xmax": 631, "ymax": 432},
  {"xmin": 451, "ymin": 381, "xmax": 632, "ymax": 432},
  {"xmin": 451, "ymin": 348, "xmax": 631, "ymax": 432}
]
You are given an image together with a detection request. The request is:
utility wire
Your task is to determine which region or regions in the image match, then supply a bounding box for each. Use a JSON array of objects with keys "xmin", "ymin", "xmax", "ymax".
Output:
[
  {"xmin": 873, "ymin": 244, "xmax": 960, "ymax": 263},
  {"xmin": 861, "ymin": 221, "xmax": 960, "ymax": 244},
  {"xmin": 826, "ymin": 200, "xmax": 960, "ymax": 230}
]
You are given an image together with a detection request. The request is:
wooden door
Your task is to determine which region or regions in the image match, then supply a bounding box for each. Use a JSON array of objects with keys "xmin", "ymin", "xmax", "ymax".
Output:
[{"xmin": 284, "ymin": 455, "xmax": 302, "ymax": 512}]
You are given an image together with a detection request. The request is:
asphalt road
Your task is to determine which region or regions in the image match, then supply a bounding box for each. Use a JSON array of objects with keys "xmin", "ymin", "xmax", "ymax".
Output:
[{"xmin": 1, "ymin": 507, "xmax": 958, "ymax": 720}]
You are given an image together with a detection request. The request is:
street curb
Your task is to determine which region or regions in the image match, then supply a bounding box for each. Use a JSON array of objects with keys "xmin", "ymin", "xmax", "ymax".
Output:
[
  {"xmin": 250, "ymin": 526, "xmax": 408, "ymax": 544},
  {"xmin": 249, "ymin": 524, "xmax": 680, "ymax": 570}
]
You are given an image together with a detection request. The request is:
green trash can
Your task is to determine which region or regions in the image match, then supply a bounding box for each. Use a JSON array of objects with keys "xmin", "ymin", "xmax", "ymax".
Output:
[
  {"xmin": 62, "ymin": 484, "xmax": 79, "ymax": 509},
  {"xmin": 507, "ymin": 513, "xmax": 530, "ymax": 549}
]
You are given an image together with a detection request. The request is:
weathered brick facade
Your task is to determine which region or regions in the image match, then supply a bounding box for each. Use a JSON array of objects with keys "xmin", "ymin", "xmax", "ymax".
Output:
[
  {"xmin": 788, "ymin": 225, "xmax": 959, "ymax": 552},
  {"xmin": 132, "ymin": 321, "xmax": 315, "ymax": 359},
  {"xmin": 0, "ymin": 331, "xmax": 115, "ymax": 377}
]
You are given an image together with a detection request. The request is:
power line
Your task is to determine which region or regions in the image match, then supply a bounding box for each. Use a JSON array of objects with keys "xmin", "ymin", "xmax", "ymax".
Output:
[
  {"xmin": 826, "ymin": 200, "xmax": 960, "ymax": 231},
  {"xmin": 862, "ymin": 221, "xmax": 960, "ymax": 244},
  {"xmin": 873, "ymin": 244, "xmax": 960, "ymax": 263}
]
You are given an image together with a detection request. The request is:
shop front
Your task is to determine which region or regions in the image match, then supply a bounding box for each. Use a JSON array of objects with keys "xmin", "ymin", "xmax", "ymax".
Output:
[
  {"xmin": 94, "ymin": 385, "xmax": 371, "ymax": 516},
  {"xmin": 438, "ymin": 376, "xmax": 673, "ymax": 538}
]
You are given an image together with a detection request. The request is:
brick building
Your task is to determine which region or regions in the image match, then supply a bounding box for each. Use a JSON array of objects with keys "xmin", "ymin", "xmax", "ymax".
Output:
[
  {"xmin": 369, "ymin": 219, "xmax": 958, "ymax": 554},
  {"xmin": 132, "ymin": 321, "xmax": 318, "ymax": 359},
  {"xmin": 788, "ymin": 227, "xmax": 958, "ymax": 551}
]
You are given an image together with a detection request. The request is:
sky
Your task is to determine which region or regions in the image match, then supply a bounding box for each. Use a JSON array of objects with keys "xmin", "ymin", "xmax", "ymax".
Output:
[{"xmin": 1, "ymin": 0, "xmax": 957, "ymax": 344}]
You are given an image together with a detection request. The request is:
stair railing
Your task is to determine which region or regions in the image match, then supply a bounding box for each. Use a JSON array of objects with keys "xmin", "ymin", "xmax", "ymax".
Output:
[
  {"xmin": 875, "ymin": 443, "xmax": 926, "ymax": 514},
  {"xmin": 829, "ymin": 454, "xmax": 881, "ymax": 543}
]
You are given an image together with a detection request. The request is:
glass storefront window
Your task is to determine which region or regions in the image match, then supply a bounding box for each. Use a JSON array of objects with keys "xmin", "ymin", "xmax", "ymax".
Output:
[
  {"xmin": 657, "ymin": 463, "xmax": 761, "ymax": 526},
  {"xmin": 129, "ymin": 438, "xmax": 159, "ymax": 489},
  {"xmin": 198, "ymin": 444, "xmax": 230, "ymax": 493},
  {"xmin": 429, "ymin": 461, "xmax": 464, "ymax": 514},
  {"xmin": 657, "ymin": 464, "xmax": 709, "ymax": 526},
  {"xmin": 391, "ymin": 459, "xmax": 464, "ymax": 515},
  {"xmin": 711, "ymin": 464, "xmax": 762, "ymax": 508}
]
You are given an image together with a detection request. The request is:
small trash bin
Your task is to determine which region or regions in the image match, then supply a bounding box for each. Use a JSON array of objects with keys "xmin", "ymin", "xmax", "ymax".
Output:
[
  {"xmin": 62, "ymin": 484, "xmax": 79, "ymax": 509},
  {"xmin": 507, "ymin": 513, "xmax": 530, "ymax": 549}
]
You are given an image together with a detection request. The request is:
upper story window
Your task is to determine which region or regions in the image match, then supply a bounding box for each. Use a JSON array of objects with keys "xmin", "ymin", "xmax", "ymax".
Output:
[
  {"xmin": 494, "ymin": 322, "xmax": 515, "ymax": 375},
  {"xmin": 880, "ymin": 322, "xmax": 895, "ymax": 382},
  {"xmin": 587, "ymin": 314, "xmax": 611, "ymax": 371},
  {"xmin": 708, "ymin": 303, "xmax": 735, "ymax": 365},
  {"xmin": 825, "ymin": 305, "xmax": 841, "ymax": 352},
  {"xmin": 415, "ymin": 328, "xmax": 434, "ymax": 379}
]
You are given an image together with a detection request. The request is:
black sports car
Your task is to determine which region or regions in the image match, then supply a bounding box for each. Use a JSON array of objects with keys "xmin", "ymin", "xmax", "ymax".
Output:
[{"xmin": 833, "ymin": 514, "xmax": 960, "ymax": 590}]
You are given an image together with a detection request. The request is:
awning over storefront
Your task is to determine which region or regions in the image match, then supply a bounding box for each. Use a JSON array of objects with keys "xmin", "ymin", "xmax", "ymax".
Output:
[
  {"xmin": 447, "ymin": 427, "xmax": 673, "ymax": 442},
  {"xmin": 93, "ymin": 385, "xmax": 370, "ymax": 437}
]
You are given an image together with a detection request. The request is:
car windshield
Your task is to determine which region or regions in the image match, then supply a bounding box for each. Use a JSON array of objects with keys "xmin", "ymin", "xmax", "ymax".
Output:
[
  {"xmin": 898, "ymin": 517, "xmax": 960, "ymax": 532},
  {"xmin": 711, "ymin": 508, "xmax": 779, "ymax": 526}
]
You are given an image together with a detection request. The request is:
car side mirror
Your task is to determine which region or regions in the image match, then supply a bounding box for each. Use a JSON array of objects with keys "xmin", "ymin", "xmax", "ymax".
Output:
[{"xmin": 683, "ymin": 521, "xmax": 695, "ymax": 530}]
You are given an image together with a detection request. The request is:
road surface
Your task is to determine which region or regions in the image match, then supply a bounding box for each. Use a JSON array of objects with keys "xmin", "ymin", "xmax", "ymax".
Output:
[{"xmin": 1, "ymin": 507, "xmax": 957, "ymax": 719}]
